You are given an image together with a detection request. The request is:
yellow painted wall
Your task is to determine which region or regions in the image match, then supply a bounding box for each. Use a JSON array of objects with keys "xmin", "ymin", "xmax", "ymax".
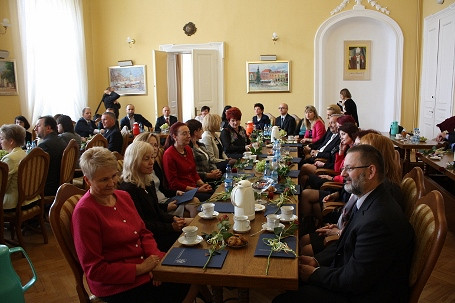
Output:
[{"xmin": 0, "ymin": 0, "xmax": 454, "ymax": 129}]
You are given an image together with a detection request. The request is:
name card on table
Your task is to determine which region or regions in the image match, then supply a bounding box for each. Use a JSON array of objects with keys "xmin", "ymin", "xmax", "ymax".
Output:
[
  {"xmin": 254, "ymin": 234, "xmax": 296, "ymax": 258},
  {"xmin": 162, "ymin": 247, "xmax": 228, "ymax": 268}
]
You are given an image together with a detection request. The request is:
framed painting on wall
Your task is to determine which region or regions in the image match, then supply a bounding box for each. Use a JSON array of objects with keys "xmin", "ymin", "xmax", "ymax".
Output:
[
  {"xmin": 108, "ymin": 65, "xmax": 147, "ymax": 95},
  {"xmin": 0, "ymin": 60, "xmax": 18, "ymax": 96},
  {"xmin": 246, "ymin": 61, "xmax": 290, "ymax": 93},
  {"xmin": 343, "ymin": 40, "xmax": 371, "ymax": 81}
]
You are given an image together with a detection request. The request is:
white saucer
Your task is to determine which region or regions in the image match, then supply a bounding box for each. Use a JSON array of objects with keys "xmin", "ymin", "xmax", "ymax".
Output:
[
  {"xmin": 279, "ymin": 214, "xmax": 298, "ymax": 223},
  {"xmin": 255, "ymin": 204, "xmax": 265, "ymax": 212},
  {"xmin": 233, "ymin": 226, "xmax": 251, "ymax": 234},
  {"xmin": 429, "ymin": 156, "xmax": 441, "ymax": 160},
  {"xmin": 198, "ymin": 211, "xmax": 219, "ymax": 219},
  {"xmin": 178, "ymin": 235, "xmax": 203, "ymax": 246},
  {"xmin": 261, "ymin": 223, "xmax": 285, "ymax": 232}
]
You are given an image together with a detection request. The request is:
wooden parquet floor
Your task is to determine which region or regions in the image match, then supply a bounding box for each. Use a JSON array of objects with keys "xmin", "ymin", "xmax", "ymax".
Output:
[{"xmin": 5, "ymin": 189, "xmax": 455, "ymax": 303}]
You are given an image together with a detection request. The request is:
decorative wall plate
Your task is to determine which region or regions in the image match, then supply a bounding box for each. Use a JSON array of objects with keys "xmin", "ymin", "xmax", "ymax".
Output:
[{"xmin": 183, "ymin": 22, "xmax": 197, "ymax": 36}]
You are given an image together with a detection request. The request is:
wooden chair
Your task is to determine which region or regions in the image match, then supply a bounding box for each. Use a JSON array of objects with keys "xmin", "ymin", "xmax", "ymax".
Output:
[
  {"xmin": 290, "ymin": 114, "xmax": 301, "ymax": 128},
  {"xmin": 0, "ymin": 162, "xmax": 10, "ymax": 244},
  {"xmin": 408, "ymin": 190, "xmax": 447, "ymax": 303},
  {"xmin": 49, "ymin": 183, "xmax": 105, "ymax": 303},
  {"xmin": 120, "ymin": 132, "xmax": 130, "ymax": 156},
  {"xmin": 400, "ymin": 167, "xmax": 425, "ymax": 219},
  {"xmin": 265, "ymin": 113, "xmax": 275, "ymax": 126},
  {"xmin": 112, "ymin": 151, "xmax": 123, "ymax": 160},
  {"xmin": 3, "ymin": 148, "xmax": 49, "ymax": 247},
  {"xmin": 85, "ymin": 134, "xmax": 107, "ymax": 150}
]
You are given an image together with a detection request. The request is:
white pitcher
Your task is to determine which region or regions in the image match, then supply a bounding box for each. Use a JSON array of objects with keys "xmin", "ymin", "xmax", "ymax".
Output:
[
  {"xmin": 231, "ymin": 180, "xmax": 255, "ymax": 220},
  {"xmin": 271, "ymin": 125, "xmax": 280, "ymax": 142}
]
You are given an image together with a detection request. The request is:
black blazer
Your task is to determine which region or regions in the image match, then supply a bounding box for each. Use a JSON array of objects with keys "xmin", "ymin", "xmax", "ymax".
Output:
[
  {"xmin": 103, "ymin": 127, "xmax": 123, "ymax": 153},
  {"xmin": 120, "ymin": 114, "xmax": 153, "ymax": 130},
  {"xmin": 74, "ymin": 117, "xmax": 97, "ymax": 137},
  {"xmin": 275, "ymin": 114, "xmax": 296, "ymax": 135},
  {"xmin": 309, "ymin": 183, "xmax": 414, "ymax": 303},
  {"xmin": 155, "ymin": 115, "xmax": 178, "ymax": 132},
  {"xmin": 311, "ymin": 130, "xmax": 340, "ymax": 160}
]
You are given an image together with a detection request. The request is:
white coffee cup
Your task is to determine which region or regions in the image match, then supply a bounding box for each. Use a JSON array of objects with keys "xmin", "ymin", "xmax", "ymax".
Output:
[
  {"xmin": 287, "ymin": 135, "xmax": 293, "ymax": 142},
  {"xmin": 244, "ymin": 151, "xmax": 252, "ymax": 157},
  {"xmin": 249, "ymin": 155, "xmax": 257, "ymax": 161},
  {"xmin": 395, "ymin": 134, "xmax": 403, "ymax": 139},
  {"xmin": 233, "ymin": 215, "xmax": 250, "ymax": 232},
  {"xmin": 202, "ymin": 203, "xmax": 215, "ymax": 217},
  {"xmin": 182, "ymin": 226, "xmax": 198, "ymax": 242},
  {"xmin": 280, "ymin": 205, "xmax": 294, "ymax": 221},
  {"xmin": 266, "ymin": 214, "xmax": 280, "ymax": 229}
]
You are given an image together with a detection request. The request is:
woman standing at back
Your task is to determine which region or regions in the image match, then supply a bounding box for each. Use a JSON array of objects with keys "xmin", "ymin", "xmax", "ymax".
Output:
[{"xmin": 338, "ymin": 88, "xmax": 359, "ymax": 126}]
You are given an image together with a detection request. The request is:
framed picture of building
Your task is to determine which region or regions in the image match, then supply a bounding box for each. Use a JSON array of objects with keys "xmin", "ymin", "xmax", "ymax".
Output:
[
  {"xmin": 344, "ymin": 40, "xmax": 371, "ymax": 81},
  {"xmin": 0, "ymin": 60, "xmax": 18, "ymax": 96},
  {"xmin": 246, "ymin": 61, "xmax": 290, "ymax": 93},
  {"xmin": 108, "ymin": 65, "xmax": 147, "ymax": 95}
]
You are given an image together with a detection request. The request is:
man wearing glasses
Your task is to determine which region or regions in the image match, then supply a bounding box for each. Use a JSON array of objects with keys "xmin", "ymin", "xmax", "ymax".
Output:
[
  {"xmin": 274, "ymin": 145, "xmax": 414, "ymax": 303},
  {"xmin": 275, "ymin": 103, "xmax": 296, "ymax": 135}
]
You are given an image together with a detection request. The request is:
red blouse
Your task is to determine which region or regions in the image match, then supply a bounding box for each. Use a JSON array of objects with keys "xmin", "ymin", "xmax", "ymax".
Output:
[{"xmin": 163, "ymin": 145, "xmax": 201, "ymax": 191}]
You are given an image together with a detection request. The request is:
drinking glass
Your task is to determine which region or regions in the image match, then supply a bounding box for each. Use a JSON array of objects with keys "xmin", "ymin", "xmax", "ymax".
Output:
[{"xmin": 251, "ymin": 177, "xmax": 273, "ymax": 205}]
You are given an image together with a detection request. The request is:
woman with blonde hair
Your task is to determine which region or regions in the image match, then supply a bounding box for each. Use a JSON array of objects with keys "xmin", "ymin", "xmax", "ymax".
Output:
[
  {"xmin": 134, "ymin": 132, "xmax": 199, "ymax": 218},
  {"xmin": 201, "ymin": 113, "xmax": 229, "ymax": 171},
  {"xmin": 299, "ymin": 105, "xmax": 326, "ymax": 143}
]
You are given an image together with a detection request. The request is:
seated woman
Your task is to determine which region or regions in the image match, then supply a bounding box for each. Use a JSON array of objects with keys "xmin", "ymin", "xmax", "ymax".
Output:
[
  {"xmin": 220, "ymin": 107, "xmax": 251, "ymax": 159},
  {"xmin": 0, "ymin": 124, "xmax": 31, "ymax": 211},
  {"xmin": 252, "ymin": 103, "xmax": 270, "ymax": 130},
  {"xmin": 201, "ymin": 113, "xmax": 230, "ymax": 172},
  {"xmin": 134, "ymin": 132, "xmax": 199, "ymax": 218},
  {"xmin": 118, "ymin": 141, "xmax": 192, "ymax": 252},
  {"xmin": 14, "ymin": 115, "xmax": 32, "ymax": 147},
  {"xmin": 299, "ymin": 123, "xmax": 358, "ymax": 189},
  {"xmin": 72, "ymin": 147, "xmax": 198, "ymax": 303},
  {"xmin": 299, "ymin": 105, "xmax": 326, "ymax": 143},
  {"xmin": 187, "ymin": 119, "xmax": 222, "ymax": 183},
  {"xmin": 299, "ymin": 133, "xmax": 402, "ymax": 257},
  {"xmin": 57, "ymin": 115, "xmax": 82, "ymax": 147},
  {"xmin": 163, "ymin": 122, "xmax": 214, "ymax": 202}
]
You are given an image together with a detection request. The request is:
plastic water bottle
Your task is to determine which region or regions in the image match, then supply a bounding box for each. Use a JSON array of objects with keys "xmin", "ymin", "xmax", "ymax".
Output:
[
  {"xmin": 264, "ymin": 160, "xmax": 271, "ymax": 179},
  {"xmin": 271, "ymin": 158, "xmax": 279, "ymax": 185},
  {"xmin": 413, "ymin": 128, "xmax": 420, "ymax": 143},
  {"xmin": 224, "ymin": 164, "xmax": 233, "ymax": 192}
]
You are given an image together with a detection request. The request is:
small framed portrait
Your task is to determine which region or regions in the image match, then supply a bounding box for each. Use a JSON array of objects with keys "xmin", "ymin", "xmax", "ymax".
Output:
[{"xmin": 344, "ymin": 40, "xmax": 371, "ymax": 81}]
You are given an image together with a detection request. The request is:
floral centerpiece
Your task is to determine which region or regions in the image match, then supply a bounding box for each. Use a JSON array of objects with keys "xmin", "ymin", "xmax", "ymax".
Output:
[
  {"xmin": 201, "ymin": 215, "xmax": 233, "ymax": 270},
  {"xmin": 264, "ymin": 221, "xmax": 298, "ymax": 275},
  {"xmin": 160, "ymin": 122, "xmax": 169, "ymax": 132}
]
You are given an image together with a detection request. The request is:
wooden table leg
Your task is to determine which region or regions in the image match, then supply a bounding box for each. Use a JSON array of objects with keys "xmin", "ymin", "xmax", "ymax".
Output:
[{"xmin": 212, "ymin": 286, "xmax": 223, "ymax": 303}]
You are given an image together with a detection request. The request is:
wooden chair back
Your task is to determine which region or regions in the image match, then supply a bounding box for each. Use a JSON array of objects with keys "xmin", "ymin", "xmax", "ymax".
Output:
[
  {"xmin": 0, "ymin": 161, "xmax": 9, "ymax": 244},
  {"xmin": 49, "ymin": 183, "xmax": 104, "ymax": 303},
  {"xmin": 290, "ymin": 114, "xmax": 301, "ymax": 128},
  {"xmin": 265, "ymin": 113, "xmax": 275, "ymax": 126},
  {"xmin": 121, "ymin": 133, "xmax": 129, "ymax": 155},
  {"xmin": 408, "ymin": 190, "xmax": 447, "ymax": 303},
  {"xmin": 401, "ymin": 167, "xmax": 425, "ymax": 219},
  {"xmin": 60, "ymin": 139, "xmax": 79, "ymax": 185},
  {"xmin": 85, "ymin": 134, "xmax": 107, "ymax": 150}
]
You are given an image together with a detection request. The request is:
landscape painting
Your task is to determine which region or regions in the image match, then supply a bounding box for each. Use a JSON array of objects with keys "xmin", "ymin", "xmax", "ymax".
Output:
[
  {"xmin": 247, "ymin": 61, "xmax": 290, "ymax": 93},
  {"xmin": 108, "ymin": 65, "xmax": 147, "ymax": 95},
  {"xmin": 0, "ymin": 60, "xmax": 18, "ymax": 96}
]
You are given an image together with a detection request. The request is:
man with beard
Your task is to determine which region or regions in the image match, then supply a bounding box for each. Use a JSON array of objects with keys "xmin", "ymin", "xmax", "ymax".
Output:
[{"xmin": 274, "ymin": 145, "xmax": 414, "ymax": 303}]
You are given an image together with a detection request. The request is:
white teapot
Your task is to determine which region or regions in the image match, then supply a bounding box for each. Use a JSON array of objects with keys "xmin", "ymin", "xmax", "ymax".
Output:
[
  {"xmin": 271, "ymin": 125, "xmax": 280, "ymax": 142},
  {"xmin": 231, "ymin": 180, "xmax": 255, "ymax": 220}
]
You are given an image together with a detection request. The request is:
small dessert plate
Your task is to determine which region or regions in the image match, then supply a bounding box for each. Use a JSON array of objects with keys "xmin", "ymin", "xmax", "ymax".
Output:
[
  {"xmin": 429, "ymin": 156, "xmax": 442, "ymax": 160},
  {"xmin": 279, "ymin": 214, "xmax": 298, "ymax": 223},
  {"xmin": 198, "ymin": 211, "xmax": 220, "ymax": 219},
  {"xmin": 255, "ymin": 203, "xmax": 265, "ymax": 212},
  {"xmin": 261, "ymin": 223, "xmax": 285, "ymax": 232},
  {"xmin": 178, "ymin": 235, "xmax": 203, "ymax": 246}
]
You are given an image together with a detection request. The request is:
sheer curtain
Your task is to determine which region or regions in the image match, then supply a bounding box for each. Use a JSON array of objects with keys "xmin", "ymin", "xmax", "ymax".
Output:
[{"xmin": 17, "ymin": 0, "xmax": 87, "ymax": 123}]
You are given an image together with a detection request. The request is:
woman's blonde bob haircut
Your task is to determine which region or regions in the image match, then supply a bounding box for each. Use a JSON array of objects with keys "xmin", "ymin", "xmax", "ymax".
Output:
[
  {"xmin": 202, "ymin": 113, "xmax": 222, "ymax": 133},
  {"xmin": 121, "ymin": 140, "xmax": 154, "ymax": 189},
  {"xmin": 79, "ymin": 147, "xmax": 118, "ymax": 180},
  {"xmin": 134, "ymin": 131, "xmax": 160, "ymax": 148}
]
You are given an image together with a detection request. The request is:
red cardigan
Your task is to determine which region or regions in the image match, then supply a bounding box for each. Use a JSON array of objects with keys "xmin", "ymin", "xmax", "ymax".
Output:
[
  {"xmin": 304, "ymin": 120, "xmax": 326, "ymax": 142},
  {"xmin": 163, "ymin": 145, "xmax": 201, "ymax": 191},
  {"xmin": 72, "ymin": 190, "xmax": 165, "ymax": 297},
  {"xmin": 333, "ymin": 152, "xmax": 345, "ymax": 183}
]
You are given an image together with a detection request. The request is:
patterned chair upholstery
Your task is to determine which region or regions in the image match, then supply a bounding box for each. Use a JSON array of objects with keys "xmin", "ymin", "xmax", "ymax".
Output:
[{"xmin": 0, "ymin": 161, "xmax": 9, "ymax": 244}]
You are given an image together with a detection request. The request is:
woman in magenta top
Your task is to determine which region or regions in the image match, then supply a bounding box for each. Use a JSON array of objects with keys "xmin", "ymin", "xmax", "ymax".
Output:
[
  {"xmin": 300, "ymin": 105, "xmax": 326, "ymax": 144},
  {"xmin": 72, "ymin": 147, "xmax": 193, "ymax": 302},
  {"xmin": 162, "ymin": 122, "xmax": 214, "ymax": 202}
]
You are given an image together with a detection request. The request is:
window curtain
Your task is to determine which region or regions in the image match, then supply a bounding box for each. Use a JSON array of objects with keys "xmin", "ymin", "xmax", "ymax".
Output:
[{"xmin": 17, "ymin": 0, "xmax": 87, "ymax": 123}]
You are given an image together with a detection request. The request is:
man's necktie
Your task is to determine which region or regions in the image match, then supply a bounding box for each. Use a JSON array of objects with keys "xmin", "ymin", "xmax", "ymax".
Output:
[
  {"xmin": 281, "ymin": 117, "xmax": 285, "ymax": 126},
  {"xmin": 340, "ymin": 195, "xmax": 358, "ymax": 229},
  {"xmin": 165, "ymin": 117, "xmax": 170, "ymax": 125}
]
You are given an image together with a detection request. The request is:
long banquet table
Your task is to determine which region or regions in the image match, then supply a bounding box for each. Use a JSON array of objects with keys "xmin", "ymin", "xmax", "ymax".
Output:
[{"xmin": 152, "ymin": 146, "xmax": 300, "ymax": 302}]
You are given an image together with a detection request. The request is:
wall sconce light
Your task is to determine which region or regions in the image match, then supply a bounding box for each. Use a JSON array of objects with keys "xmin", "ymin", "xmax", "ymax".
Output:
[
  {"xmin": 436, "ymin": 0, "xmax": 444, "ymax": 4},
  {"xmin": 0, "ymin": 18, "xmax": 11, "ymax": 36},
  {"xmin": 126, "ymin": 37, "xmax": 136, "ymax": 48},
  {"xmin": 272, "ymin": 32, "xmax": 279, "ymax": 42}
]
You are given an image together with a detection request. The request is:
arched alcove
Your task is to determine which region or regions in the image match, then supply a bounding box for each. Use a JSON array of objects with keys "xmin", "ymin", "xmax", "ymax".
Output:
[{"xmin": 315, "ymin": 5, "xmax": 403, "ymax": 130}]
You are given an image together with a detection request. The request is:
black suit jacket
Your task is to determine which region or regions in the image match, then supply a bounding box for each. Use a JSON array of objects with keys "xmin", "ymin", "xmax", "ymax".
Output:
[
  {"xmin": 155, "ymin": 115, "xmax": 178, "ymax": 132},
  {"xmin": 120, "ymin": 114, "xmax": 153, "ymax": 130},
  {"xmin": 309, "ymin": 183, "xmax": 414, "ymax": 303},
  {"xmin": 275, "ymin": 114, "xmax": 296, "ymax": 135},
  {"xmin": 75, "ymin": 117, "xmax": 97, "ymax": 137},
  {"xmin": 103, "ymin": 127, "xmax": 123, "ymax": 153},
  {"xmin": 38, "ymin": 132, "xmax": 67, "ymax": 195},
  {"xmin": 102, "ymin": 91, "xmax": 121, "ymax": 117},
  {"xmin": 312, "ymin": 130, "xmax": 340, "ymax": 160}
]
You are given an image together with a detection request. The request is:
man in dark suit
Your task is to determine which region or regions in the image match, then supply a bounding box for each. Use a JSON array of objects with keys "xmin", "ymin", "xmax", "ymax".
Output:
[
  {"xmin": 102, "ymin": 112, "xmax": 123, "ymax": 153},
  {"xmin": 102, "ymin": 87, "xmax": 121, "ymax": 118},
  {"xmin": 34, "ymin": 115, "xmax": 67, "ymax": 196},
  {"xmin": 119, "ymin": 104, "xmax": 153, "ymax": 131},
  {"xmin": 75, "ymin": 107, "xmax": 103, "ymax": 138},
  {"xmin": 274, "ymin": 145, "xmax": 414, "ymax": 303},
  {"xmin": 275, "ymin": 103, "xmax": 296, "ymax": 135},
  {"xmin": 155, "ymin": 106, "xmax": 177, "ymax": 132}
]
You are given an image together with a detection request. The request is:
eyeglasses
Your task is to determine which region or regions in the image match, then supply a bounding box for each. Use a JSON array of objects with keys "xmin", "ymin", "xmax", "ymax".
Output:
[
  {"xmin": 278, "ymin": 107, "xmax": 287, "ymax": 109},
  {"xmin": 341, "ymin": 165, "xmax": 370, "ymax": 173}
]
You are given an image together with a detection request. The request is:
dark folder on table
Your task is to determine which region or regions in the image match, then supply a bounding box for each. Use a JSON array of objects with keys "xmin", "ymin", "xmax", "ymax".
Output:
[
  {"xmin": 162, "ymin": 247, "xmax": 228, "ymax": 268},
  {"xmin": 171, "ymin": 188, "xmax": 198, "ymax": 205},
  {"xmin": 254, "ymin": 234, "xmax": 296, "ymax": 258}
]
